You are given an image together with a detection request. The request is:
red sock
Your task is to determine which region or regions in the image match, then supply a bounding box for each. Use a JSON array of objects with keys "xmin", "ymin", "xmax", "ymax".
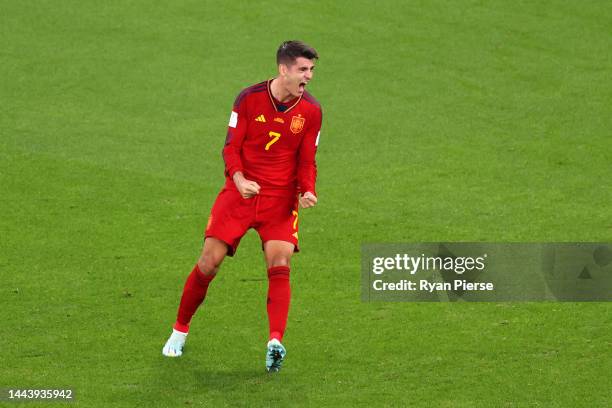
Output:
[
  {"xmin": 267, "ymin": 266, "xmax": 291, "ymax": 341},
  {"xmin": 174, "ymin": 264, "xmax": 215, "ymax": 333}
]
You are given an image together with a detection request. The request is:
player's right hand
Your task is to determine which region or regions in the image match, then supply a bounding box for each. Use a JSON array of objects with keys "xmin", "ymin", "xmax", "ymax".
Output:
[
  {"xmin": 233, "ymin": 172, "xmax": 260, "ymax": 198},
  {"xmin": 238, "ymin": 180, "xmax": 261, "ymax": 198}
]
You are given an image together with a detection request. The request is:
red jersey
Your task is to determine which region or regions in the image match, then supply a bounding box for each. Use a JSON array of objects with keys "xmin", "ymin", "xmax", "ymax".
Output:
[{"xmin": 222, "ymin": 79, "xmax": 322, "ymax": 197}]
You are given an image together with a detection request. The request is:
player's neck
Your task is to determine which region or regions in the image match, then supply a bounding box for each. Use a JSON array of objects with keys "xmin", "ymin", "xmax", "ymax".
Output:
[{"xmin": 270, "ymin": 77, "xmax": 295, "ymax": 103}]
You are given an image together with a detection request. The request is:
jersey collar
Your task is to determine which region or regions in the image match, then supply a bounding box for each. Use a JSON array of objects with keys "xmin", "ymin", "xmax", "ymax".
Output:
[{"xmin": 267, "ymin": 78, "xmax": 302, "ymax": 114}]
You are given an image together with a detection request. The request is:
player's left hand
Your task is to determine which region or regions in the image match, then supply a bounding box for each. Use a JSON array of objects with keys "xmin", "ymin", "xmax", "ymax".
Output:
[{"xmin": 299, "ymin": 192, "xmax": 317, "ymax": 208}]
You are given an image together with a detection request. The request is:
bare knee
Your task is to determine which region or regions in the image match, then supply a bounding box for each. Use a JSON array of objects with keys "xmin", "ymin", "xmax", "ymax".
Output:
[
  {"xmin": 267, "ymin": 255, "xmax": 291, "ymax": 269},
  {"xmin": 264, "ymin": 241, "xmax": 294, "ymax": 269},
  {"xmin": 197, "ymin": 238, "xmax": 228, "ymax": 276},
  {"xmin": 197, "ymin": 253, "xmax": 221, "ymax": 276}
]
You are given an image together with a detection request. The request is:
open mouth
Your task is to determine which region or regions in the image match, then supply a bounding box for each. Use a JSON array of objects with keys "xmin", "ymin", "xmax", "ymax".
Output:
[{"xmin": 299, "ymin": 82, "xmax": 306, "ymax": 92}]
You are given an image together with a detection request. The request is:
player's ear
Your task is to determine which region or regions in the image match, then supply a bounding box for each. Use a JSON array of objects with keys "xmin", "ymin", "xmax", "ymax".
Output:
[{"xmin": 279, "ymin": 64, "xmax": 288, "ymax": 77}]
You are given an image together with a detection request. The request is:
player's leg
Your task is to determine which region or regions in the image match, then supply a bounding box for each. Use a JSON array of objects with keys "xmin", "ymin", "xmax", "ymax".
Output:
[
  {"xmin": 162, "ymin": 238, "xmax": 228, "ymax": 357},
  {"xmin": 256, "ymin": 195, "xmax": 299, "ymax": 371},
  {"xmin": 163, "ymin": 187, "xmax": 252, "ymax": 357},
  {"xmin": 175, "ymin": 237, "xmax": 228, "ymax": 331},
  {"xmin": 264, "ymin": 240, "xmax": 294, "ymax": 341},
  {"xmin": 263, "ymin": 240, "xmax": 294, "ymax": 371}
]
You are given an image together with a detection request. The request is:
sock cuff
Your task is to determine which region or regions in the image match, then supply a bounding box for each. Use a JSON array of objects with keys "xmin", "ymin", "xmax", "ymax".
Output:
[
  {"xmin": 267, "ymin": 265, "xmax": 290, "ymax": 278},
  {"xmin": 194, "ymin": 264, "xmax": 215, "ymax": 284},
  {"xmin": 269, "ymin": 333, "xmax": 282, "ymax": 342},
  {"xmin": 173, "ymin": 322, "xmax": 190, "ymax": 333}
]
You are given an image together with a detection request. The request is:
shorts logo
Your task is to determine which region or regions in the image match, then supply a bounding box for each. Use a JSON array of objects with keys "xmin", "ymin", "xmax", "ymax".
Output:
[
  {"xmin": 255, "ymin": 114, "xmax": 266, "ymax": 123},
  {"xmin": 290, "ymin": 114, "xmax": 305, "ymax": 134}
]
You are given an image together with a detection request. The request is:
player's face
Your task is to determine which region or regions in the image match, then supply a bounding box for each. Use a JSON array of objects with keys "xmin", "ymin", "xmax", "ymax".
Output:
[{"xmin": 282, "ymin": 57, "xmax": 315, "ymax": 98}]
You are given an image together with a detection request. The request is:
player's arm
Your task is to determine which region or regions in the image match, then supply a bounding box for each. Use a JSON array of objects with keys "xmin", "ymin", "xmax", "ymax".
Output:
[
  {"xmin": 222, "ymin": 93, "xmax": 260, "ymax": 198},
  {"xmin": 297, "ymin": 108, "xmax": 322, "ymax": 208}
]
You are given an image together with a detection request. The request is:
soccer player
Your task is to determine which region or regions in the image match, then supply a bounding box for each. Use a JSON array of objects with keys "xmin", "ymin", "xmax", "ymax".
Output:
[{"xmin": 162, "ymin": 41, "xmax": 322, "ymax": 373}]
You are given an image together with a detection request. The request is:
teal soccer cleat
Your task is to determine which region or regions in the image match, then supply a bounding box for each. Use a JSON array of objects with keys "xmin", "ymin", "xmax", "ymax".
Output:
[{"xmin": 266, "ymin": 339, "xmax": 286, "ymax": 372}]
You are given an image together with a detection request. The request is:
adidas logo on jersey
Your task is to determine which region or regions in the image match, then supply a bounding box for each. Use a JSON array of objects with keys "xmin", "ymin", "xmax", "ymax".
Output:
[{"xmin": 255, "ymin": 114, "xmax": 266, "ymax": 123}]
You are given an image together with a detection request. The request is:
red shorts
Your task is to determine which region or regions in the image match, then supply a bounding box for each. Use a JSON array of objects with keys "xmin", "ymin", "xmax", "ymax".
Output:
[{"xmin": 205, "ymin": 188, "xmax": 299, "ymax": 256}]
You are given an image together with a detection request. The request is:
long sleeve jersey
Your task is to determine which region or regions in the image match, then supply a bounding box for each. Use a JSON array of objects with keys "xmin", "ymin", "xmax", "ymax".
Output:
[{"xmin": 222, "ymin": 79, "xmax": 322, "ymax": 197}]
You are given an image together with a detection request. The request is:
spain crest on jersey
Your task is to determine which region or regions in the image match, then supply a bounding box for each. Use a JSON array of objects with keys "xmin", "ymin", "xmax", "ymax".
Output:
[{"xmin": 290, "ymin": 114, "xmax": 305, "ymax": 134}]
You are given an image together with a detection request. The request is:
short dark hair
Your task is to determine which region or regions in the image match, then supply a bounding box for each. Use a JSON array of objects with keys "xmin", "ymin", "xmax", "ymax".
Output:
[{"xmin": 276, "ymin": 40, "xmax": 318, "ymax": 66}]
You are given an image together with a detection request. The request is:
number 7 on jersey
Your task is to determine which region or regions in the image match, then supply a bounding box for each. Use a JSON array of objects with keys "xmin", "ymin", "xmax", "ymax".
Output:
[{"xmin": 266, "ymin": 131, "xmax": 281, "ymax": 151}]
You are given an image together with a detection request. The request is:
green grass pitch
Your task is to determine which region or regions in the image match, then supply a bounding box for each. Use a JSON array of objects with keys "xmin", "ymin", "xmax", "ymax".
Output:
[{"xmin": 1, "ymin": 0, "xmax": 611, "ymax": 406}]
